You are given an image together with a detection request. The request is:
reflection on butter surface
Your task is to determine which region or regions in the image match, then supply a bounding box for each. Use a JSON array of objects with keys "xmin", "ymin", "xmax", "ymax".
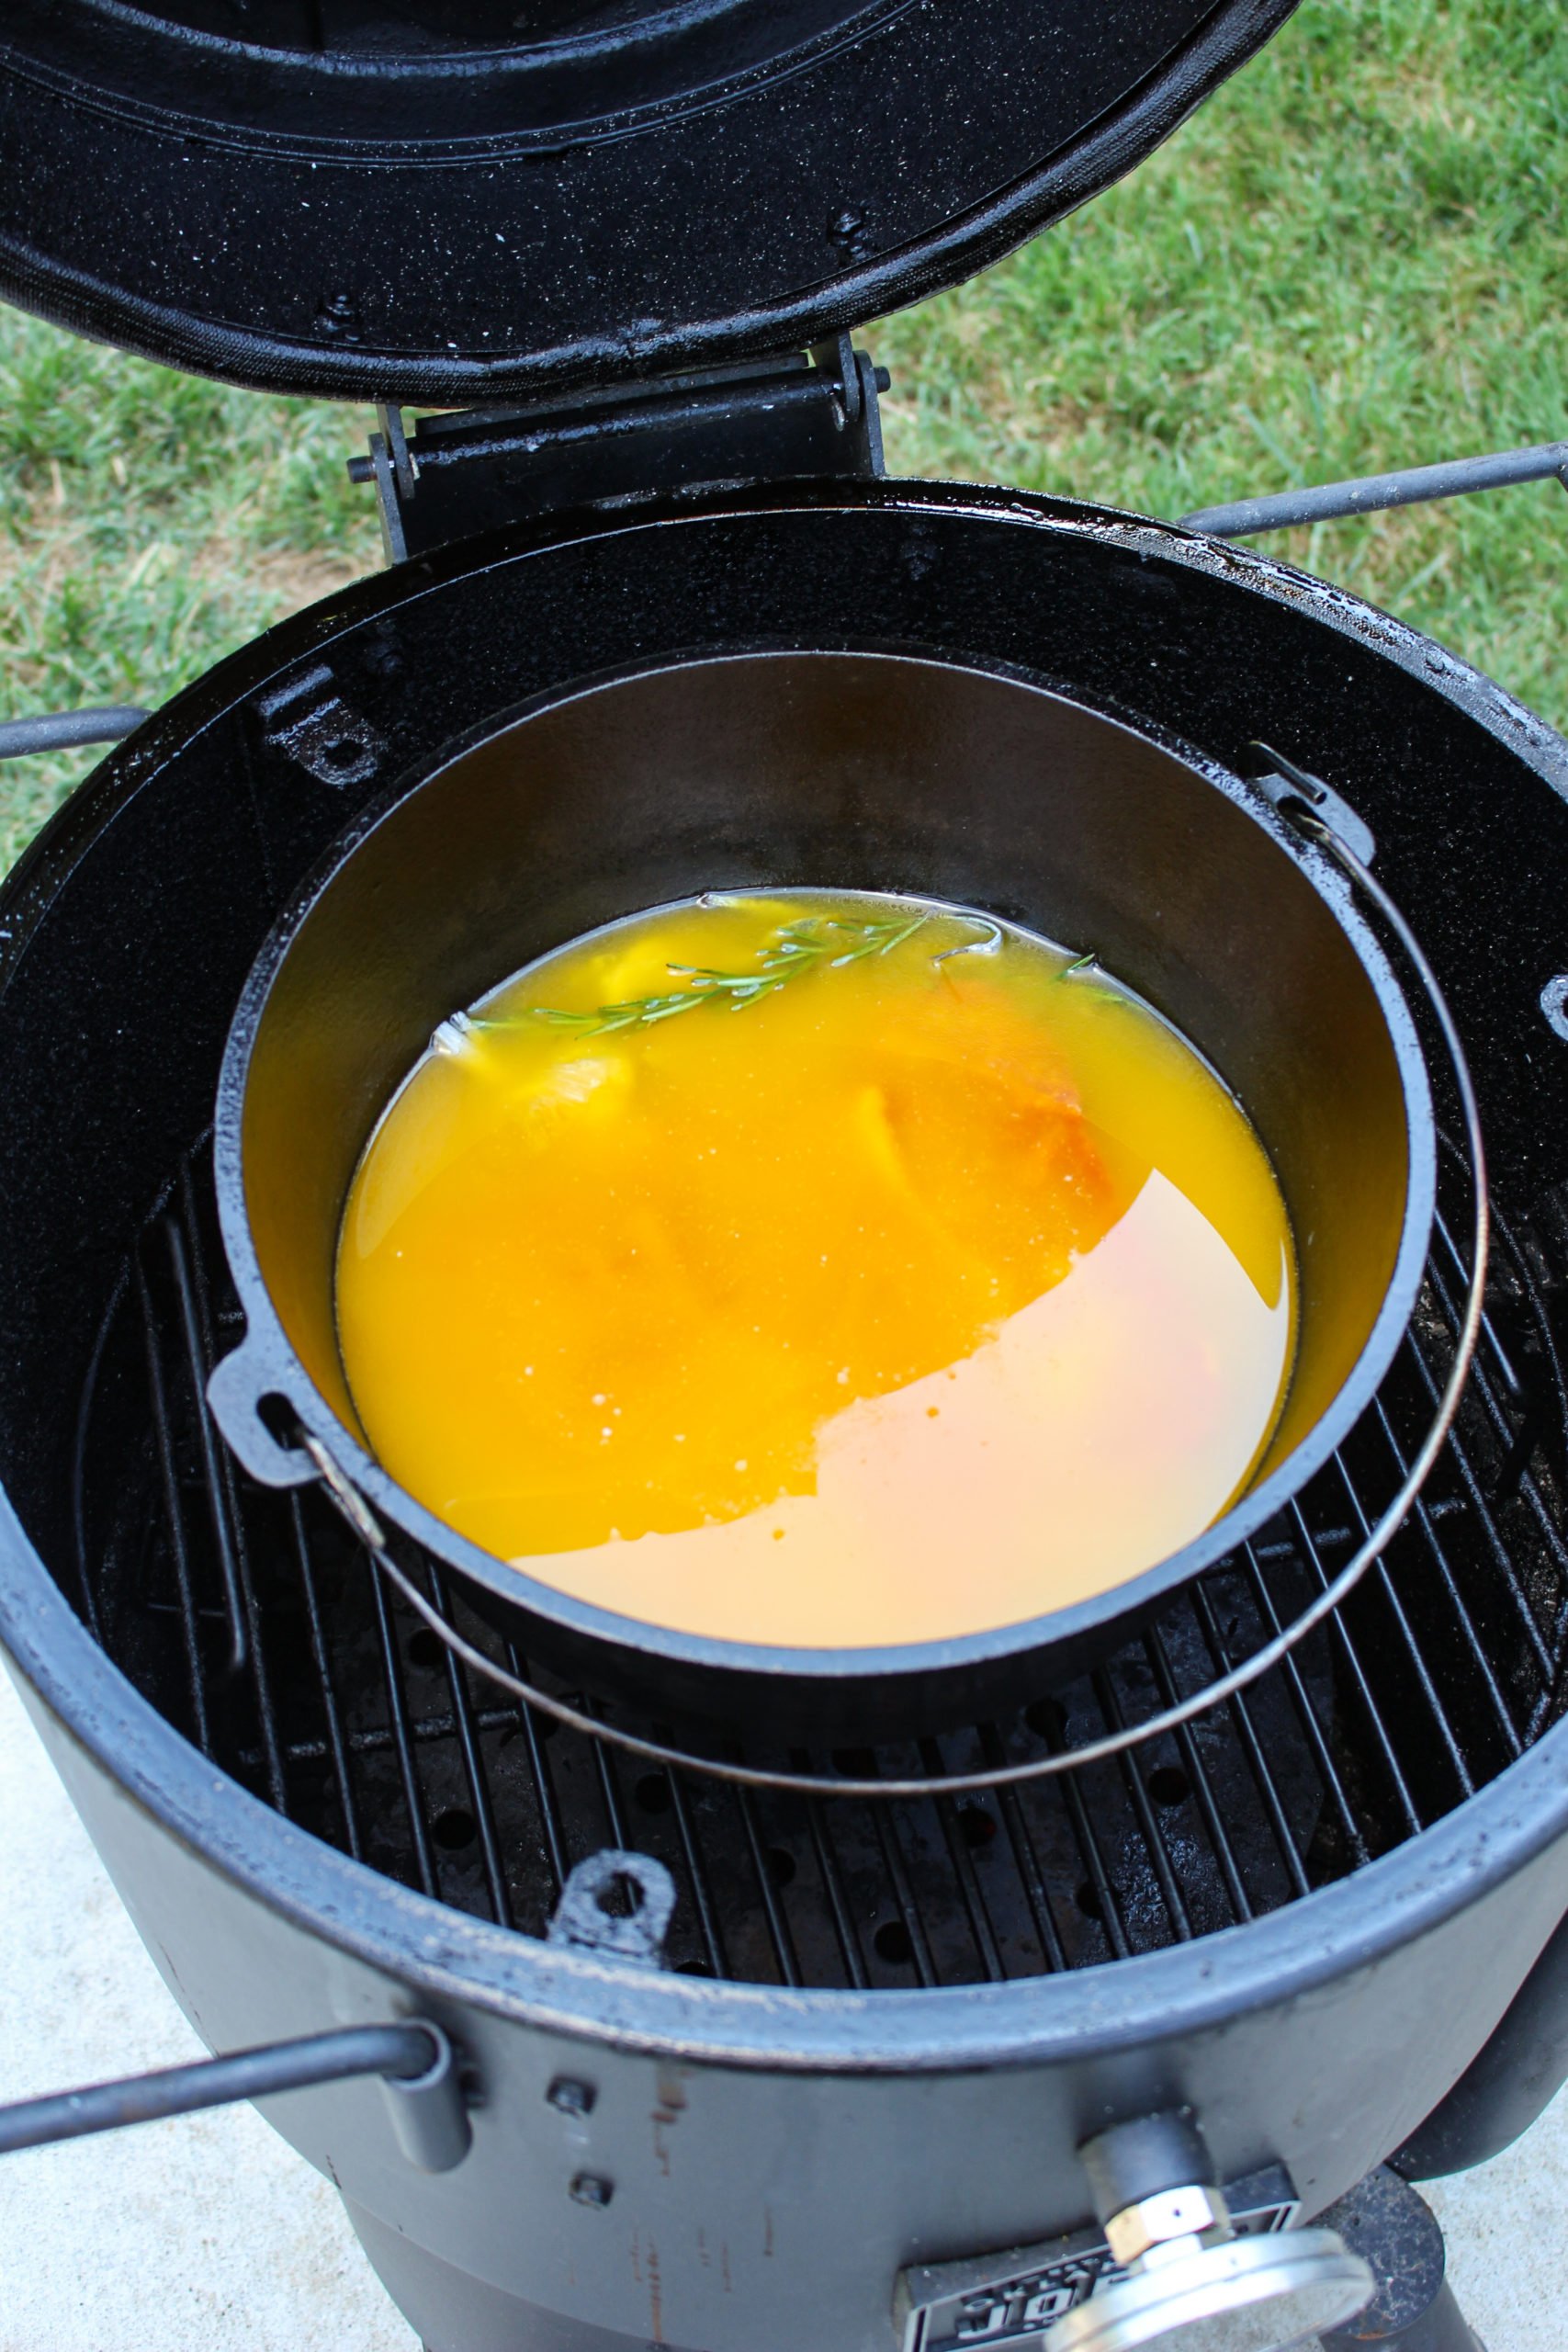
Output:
[{"xmin": 337, "ymin": 891, "xmax": 1296, "ymax": 1647}]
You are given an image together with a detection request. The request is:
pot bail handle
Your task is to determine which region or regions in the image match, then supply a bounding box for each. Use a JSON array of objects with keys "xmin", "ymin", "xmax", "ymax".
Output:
[
  {"xmin": 283, "ymin": 761, "xmax": 1490, "ymax": 1806},
  {"xmin": 207, "ymin": 1334, "xmax": 318, "ymax": 1487}
]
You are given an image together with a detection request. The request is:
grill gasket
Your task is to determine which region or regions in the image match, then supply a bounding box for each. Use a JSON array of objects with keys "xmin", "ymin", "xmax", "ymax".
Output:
[{"xmin": 71, "ymin": 1133, "xmax": 1568, "ymax": 1993}]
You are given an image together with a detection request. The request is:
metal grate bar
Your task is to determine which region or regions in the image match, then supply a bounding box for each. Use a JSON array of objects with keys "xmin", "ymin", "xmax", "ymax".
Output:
[
  {"xmin": 979, "ymin": 1724, "xmax": 1068, "ymax": 1972},
  {"xmin": 69, "ymin": 1247, "xmax": 128, "ymax": 1650},
  {"xmin": 1435, "ymin": 1193, "xmax": 1567, "ymax": 1441},
  {"xmin": 1331, "ymin": 1446, "xmax": 1476, "ymax": 1803},
  {"xmin": 427, "ymin": 1570, "xmax": 513, "ymax": 1928},
  {"xmin": 134, "ymin": 1256, "xmax": 210, "ymax": 1757},
  {"xmin": 367, "ymin": 1559, "xmax": 437, "ymax": 1898},
  {"xmin": 175, "ymin": 1174, "xmax": 281, "ymax": 1712},
  {"xmin": 731, "ymin": 1786, "xmax": 796, "ymax": 1986},
  {"xmin": 919, "ymin": 1742, "xmax": 1006, "ymax": 1980},
  {"xmin": 867, "ymin": 1784, "xmax": 938, "ymax": 1987},
  {"xmin": 505, "ymin": 1642, "xmax": 569, "ymax": 1897},
  {"xmin": 1408, "ymin": 1260, "xmax": 1564, "ymax": 1667},
  {"xmin": 172, "ymin": 1175, "xmax": 299, "ymax": 1824},
  {"xmin": 1403, "ymin": 1369, "xmax": 1555, "ymax": 1679},
  {"xmin": 1241, "ymin": 1545, "xmax": 1369, "ymax": 1870},
  {"xmin": 1370, "ymin": 1400, "xmax": 1524, "ymax": 1758},
  {"xmin": 1089, "ymin": 1675, "xmax": 1194, "ymax": 1939},
  {"xmin": 1142, "ymin": 1630, "xmax": 1254, "ymax": 1922},
  {"xmin": 164, "ymin": 1212, "xmax": 294, "ymax": 1817},
  {"xmin": 288, "ymin": 1494, "xmax": 362, "ymax": 1862},
  {"xmin": 1287, "ymin": 1497, "xmax": 1424, "ymax": 1838},
  {"xmin": 665, "ymin": 1771, "xmax": 729, "ymax": 1981},
  {"xmin": 1039, "ymin": 1709, "xmax": 1132, "ymax": 1962},
  {"xmin": 1432, "ymin": 1204, "xmax": 1568, "ymax": 1522},
  {"xmin": 1188, "ymin": 1589, "xmax": 1311, "ymax": 1900},
  {"xmin": 163, "ymin": 1217, "xmax": 250, "ymax": 1682},
  {"xmin": 799, "ymin": 1780, "xmax": 870, "ymax": 1988},
  {"xmin": 588, "ymin": 1701, "xmax": 631, "ymax": 1850}
]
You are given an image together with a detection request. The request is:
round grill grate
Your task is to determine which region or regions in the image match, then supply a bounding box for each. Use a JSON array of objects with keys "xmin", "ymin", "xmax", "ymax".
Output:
[{"xmin": 70, "ymin": 1131, "xmax": 1568, "ymax": 1991}]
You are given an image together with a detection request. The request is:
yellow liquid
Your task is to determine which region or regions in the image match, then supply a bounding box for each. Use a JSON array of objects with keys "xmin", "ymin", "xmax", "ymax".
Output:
[{"xmin": 337, "ymin": 892, "xmax": 1296, "ymax": 1647}]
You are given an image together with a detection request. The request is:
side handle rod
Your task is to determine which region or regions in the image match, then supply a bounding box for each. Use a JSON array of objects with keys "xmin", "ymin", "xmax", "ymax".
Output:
[
  {"xmin": 1182, "ymin": 440, "xmax": 1568, "ymax": 538},
  {"xmin": 0, "ymin": 2018, "xmax": 470, "ymax": 2171},
  {"xmin": 0, "ymin": 707, "xmax": 149, "ymax": 760}
]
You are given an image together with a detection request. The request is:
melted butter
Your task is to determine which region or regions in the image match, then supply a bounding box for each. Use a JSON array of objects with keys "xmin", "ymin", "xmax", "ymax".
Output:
[{"xmin": 336, "ymin": 891, "xmax": 1296, "ymax": 1646}]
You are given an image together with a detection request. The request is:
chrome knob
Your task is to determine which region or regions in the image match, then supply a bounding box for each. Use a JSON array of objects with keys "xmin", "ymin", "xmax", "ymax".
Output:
[
  {"xmin": 1044, "ymin": 2112, "xmax": 1373, "ymax": 2352},
  {"xmin": 1043, "ymin": 2222, "xmax": 1373, "ymax": 2352}
]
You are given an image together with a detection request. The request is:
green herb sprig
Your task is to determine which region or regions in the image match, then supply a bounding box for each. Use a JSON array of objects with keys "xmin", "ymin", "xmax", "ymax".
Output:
[{"xmin": 465, "ymin": 909, "xmax": 1000, "ymax": 1044}]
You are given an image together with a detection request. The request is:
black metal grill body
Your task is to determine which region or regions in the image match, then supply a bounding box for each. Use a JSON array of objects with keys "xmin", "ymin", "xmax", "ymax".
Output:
[
  {"xmin": 0, "ymin": 1, "xmax": 1297, "ymax": 403},
  {"xmin": 5, "ymin": 483, "xmax": 1568, "ymax": 2351},
  {"xmin": 15, "ymin": 1684, "xmax": 1568, "ymax": 2352}
]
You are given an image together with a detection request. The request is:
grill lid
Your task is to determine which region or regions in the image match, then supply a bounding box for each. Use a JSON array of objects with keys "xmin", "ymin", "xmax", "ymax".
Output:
[{"xmin": 0, "ymin": 0, "xmax": 1294, "ymax": 403}]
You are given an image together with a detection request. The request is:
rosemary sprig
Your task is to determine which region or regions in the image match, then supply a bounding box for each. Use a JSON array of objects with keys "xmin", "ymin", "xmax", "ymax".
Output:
[{"xmin": 467, "ymin": 909, "xmax": 999, "ymax": 1044}]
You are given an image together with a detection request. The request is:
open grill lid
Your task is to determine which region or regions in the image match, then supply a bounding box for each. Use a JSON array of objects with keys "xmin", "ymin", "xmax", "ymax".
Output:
[{"xmin": 0, "ymin": 0, "xmax": 1294, "ymax": 403}]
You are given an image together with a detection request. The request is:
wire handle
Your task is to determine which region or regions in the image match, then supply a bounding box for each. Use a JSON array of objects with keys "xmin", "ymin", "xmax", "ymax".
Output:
[{"xmin": 299, "ymin": 797, "xmax": 1487, "ymax": 1804}]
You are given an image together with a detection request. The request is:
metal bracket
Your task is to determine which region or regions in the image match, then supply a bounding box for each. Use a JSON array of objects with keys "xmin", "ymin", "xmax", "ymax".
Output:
[
  {"xmin": 1248, "ymin": 740, "xmax": 1378, "ymax": 870},
  {"xmin": 547, "ymin": 1849, "xmax": 676, "ymax": 1967},
  {"xmin": 348, "ymin": 334, "xmax": 889, "ymax": 564},
  {"xmin": 254, "ymin": 663, "xmax": 388, "ymax": 789}
]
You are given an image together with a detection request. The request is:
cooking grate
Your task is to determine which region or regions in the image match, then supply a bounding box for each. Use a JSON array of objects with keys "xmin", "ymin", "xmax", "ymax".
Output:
[{"xmin": 71, "ymin": 1137, "xmax": 1568, "ymax": 1991}]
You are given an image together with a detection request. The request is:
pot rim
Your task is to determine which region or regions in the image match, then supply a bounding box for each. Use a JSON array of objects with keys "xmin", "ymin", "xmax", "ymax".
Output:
[{"xmin": 211, "ymin": 642, "xmax": 1438, "ymax": 1704}]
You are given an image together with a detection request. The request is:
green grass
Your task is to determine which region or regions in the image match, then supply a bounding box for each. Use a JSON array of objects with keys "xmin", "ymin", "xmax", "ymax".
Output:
[
  {"xmin": 0, "ymin": 346, "xmax": 378, "ymax": 870},
  {"xmin": 875, "ymin": 0, "xmax": 1568, "ymax": 714},
  {"xmin": 3, "ymin": 0, "xmax": 1565, "ymax": 874}
]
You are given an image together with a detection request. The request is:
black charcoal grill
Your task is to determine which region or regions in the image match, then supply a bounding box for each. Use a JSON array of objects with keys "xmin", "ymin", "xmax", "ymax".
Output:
[{"xmin": 4, "ymin": 8, "xmax": 1568, "ymax": 2352}]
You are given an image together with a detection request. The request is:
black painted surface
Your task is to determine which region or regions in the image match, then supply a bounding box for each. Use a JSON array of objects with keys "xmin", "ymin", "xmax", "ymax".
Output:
[{"xmin": 0, "ymin": 1, "xmax": 1297, "ymax": 399}]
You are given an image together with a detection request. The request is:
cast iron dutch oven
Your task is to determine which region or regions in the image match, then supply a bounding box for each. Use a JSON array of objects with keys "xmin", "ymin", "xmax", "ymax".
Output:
[{"xmin": 206, "ymin": 646, "xmax": 1436, "ymax": 1736}]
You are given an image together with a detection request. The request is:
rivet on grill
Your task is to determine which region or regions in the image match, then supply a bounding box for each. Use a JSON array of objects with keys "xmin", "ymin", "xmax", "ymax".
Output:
[
  {"xmin": 547, "ymin": 2077, "xmax": 597, "ymax": 2117},
  {"xmin": 570, "ymin": 2172, "xmax": 614, "ymax": 2208}
]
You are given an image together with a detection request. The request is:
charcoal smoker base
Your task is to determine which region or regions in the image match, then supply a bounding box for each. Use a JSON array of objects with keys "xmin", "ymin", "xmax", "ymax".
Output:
[
  {"xmin": 354, "ymin": 2174, "xmax": 1489, "ymax": 2352},
  {"xmin": 5, "ymin": 484, "xmax": 1568, "ymax": 2352},
  {"xmin": 16, "ymin": 1668, "xmax": 1561, "ymax": 2352},
  {"xmin": 1318, "ymin": 2170, "xmax": 1486, "ymax": 2352},
  {"xmin": 347, "ymin": 2203, "xmax": 637, "ymax": 2352}
]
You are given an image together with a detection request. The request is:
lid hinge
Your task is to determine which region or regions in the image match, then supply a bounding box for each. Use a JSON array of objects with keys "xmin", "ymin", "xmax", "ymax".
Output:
[{"xmin": 347, "ymin": 334, "xmax": 888, "ymax": 564}]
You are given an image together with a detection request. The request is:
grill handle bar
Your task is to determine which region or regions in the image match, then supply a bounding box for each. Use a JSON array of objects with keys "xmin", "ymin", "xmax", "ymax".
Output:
[
  {"xmin": 0, "ymin": 707, "xmax": 149, "ymax": 760},
  {"xmin": 1181, "ymin": 439, "xmax": 1568, "ymax": 538},
  {"xmin": 0, "ymin": 2018, "xmax": 471, "ymax": 2171},
  {"xmin": 275, "ymin": 760, "xmax": 1488, "ymax": 1804}
]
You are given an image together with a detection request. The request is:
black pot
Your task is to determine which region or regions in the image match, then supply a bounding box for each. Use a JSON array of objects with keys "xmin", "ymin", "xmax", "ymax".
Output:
[{"xmin": 207, "ymin": 646, "xmax": 1435, "ymax": 1735}]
